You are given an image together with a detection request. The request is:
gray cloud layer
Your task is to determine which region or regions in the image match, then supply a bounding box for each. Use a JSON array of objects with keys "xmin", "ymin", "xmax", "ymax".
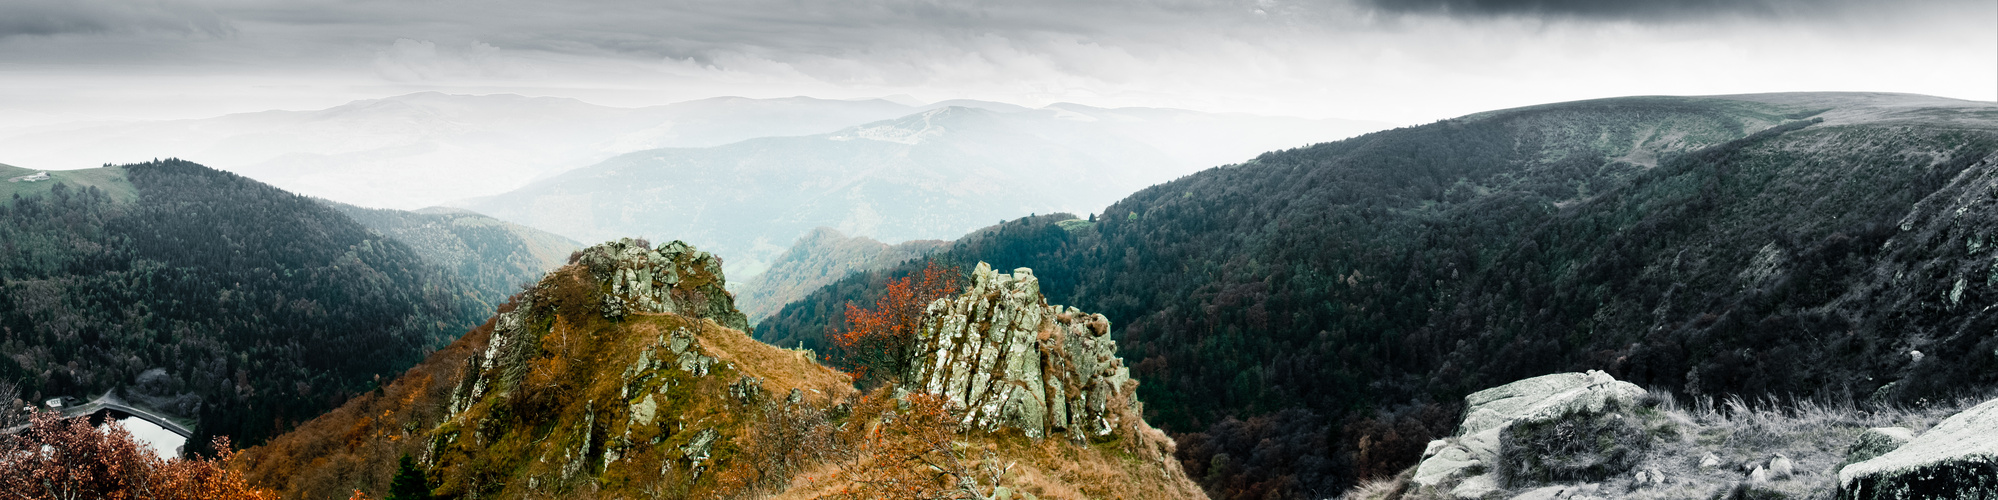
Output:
[
  {"xmin": 1, "ymin": 0, "xmax": 231, "ymax": 39},
  {"xmin": 1358, "ymin": 0, "xmax": 1852, "ymax": 20},
  {"xmin": 0, "ymin": 0, "xmax": 1987, "ymax": 126}
]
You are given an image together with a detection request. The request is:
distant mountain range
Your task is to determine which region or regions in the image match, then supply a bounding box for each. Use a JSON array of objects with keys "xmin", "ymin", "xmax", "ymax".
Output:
[
  {"xmin": 0, "ymin": 93, "xmax": 1388, "ymax": 211},
  {"xmin": 454, "ymin": 104, "xmax": 1386, "ymax": 278}
]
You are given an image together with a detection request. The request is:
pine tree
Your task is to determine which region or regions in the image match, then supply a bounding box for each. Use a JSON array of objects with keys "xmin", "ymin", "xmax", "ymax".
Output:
[{"xmin": 386, "ymin": 455, "xmax": 433, "ymax": 500}]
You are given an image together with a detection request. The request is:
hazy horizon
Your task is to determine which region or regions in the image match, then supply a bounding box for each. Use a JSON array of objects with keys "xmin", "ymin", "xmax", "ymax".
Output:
[{"xmin": 1, "ymin": 0, "xmax": 1990, "ymax": 131}]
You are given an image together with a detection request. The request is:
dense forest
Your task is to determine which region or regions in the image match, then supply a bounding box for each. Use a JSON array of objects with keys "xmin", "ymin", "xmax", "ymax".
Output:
[
  {"xmin": 755, "ymin": 93, "xmax": 1998, "ymax": 499},
  {"xmin": 325, "ymin": 202, "xmax": 580, "ymax": 311},
  {"xmin": 0, "ymin": 160, "xmax": 486, "ymax": 451}
]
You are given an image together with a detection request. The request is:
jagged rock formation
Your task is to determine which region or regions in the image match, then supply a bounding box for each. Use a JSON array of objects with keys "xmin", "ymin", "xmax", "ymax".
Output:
[
  {"xmin": 576, "ymin": 237, "xmax": 750, "ymax": 331},
  {"xmin": 238, "ymin": 240, "xmax": 1205, "ymax": 500},
  {"xmin": 1413, "ymin": 371, "xmax": 1645, "ymax": 491},
  {"xmin": 1838, "ymin": 399, "xmax": 1998, "ymax": 499},
  {"xmin": 903, "ymin": 262, "xmax": 1137, "ymax": 440}
]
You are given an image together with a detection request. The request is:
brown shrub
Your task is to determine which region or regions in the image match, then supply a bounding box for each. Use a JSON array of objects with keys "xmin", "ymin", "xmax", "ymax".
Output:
[{"xmin": 0, "ymin": 411, "xmax": 275, "ymax": 500}]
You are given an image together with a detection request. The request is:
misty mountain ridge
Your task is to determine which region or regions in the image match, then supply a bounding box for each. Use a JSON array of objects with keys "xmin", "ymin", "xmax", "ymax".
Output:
[
  {"xmin": 0, "ymin": 92, "xmax": 1387, "ymax": 211},
  {"xmin": 453, "ymin": 103, "xmax": 1384, "ymax": 279}
]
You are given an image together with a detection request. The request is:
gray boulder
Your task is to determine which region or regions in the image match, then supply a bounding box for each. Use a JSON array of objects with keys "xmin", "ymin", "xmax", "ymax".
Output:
[
  {"xmin": 1837, "ymin": 399, "xmax": 1998, "ymax": 499},
  {"xmin": 1412, "ymin": 371, "xmax": 1645, "ymax": 489}
]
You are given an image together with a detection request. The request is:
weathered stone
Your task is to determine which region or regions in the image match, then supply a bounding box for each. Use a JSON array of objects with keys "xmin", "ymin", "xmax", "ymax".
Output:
[
  {"xmin": 1459, "ymin": 371, "xmax": 1645, "ymax": 436},
  {"xmin": 1453, "ymin": 475, "xmax": 1500, "ymax": 499},
  {"xmin": 576, "ymin": 238, "xmax": 750, "ymax": 331},
  {"xmin": 1412, "ymin": 370, "xmax": 1645, "ymax": 487},
  {"xmin": 1841, "ymin": 427, "xmax": 1914, "ymax": 468},
  {"xmin": 628, "ymin": 394, "xmax": 658, "ymax": 429},
  {"xmin": 1413, "ymin": 440, "xmax": 1482, "ymax": 486},
  {"xmin": 1769, "ymin": 454, "xmax": 1794, "ymax": 479},
  {"xmin": 729, "ymin": 376, "xmax": 764, "ymax": 405},
  {"xmin": 1509, "ymin": 485, "xmax": 1569, "ymax": 500},
  {"xmin": 1839, "ymin": 398, "xmax": 1998, "ymax": 499},
  {"xmin": 681, "ymin": 428, "xmax": 718, "ymax": 462},
  {"xmin": 902, "ymin": 262, "xmax": 1139, "ymax": 441},
  {"xmin": 678, "ymin": 351, "xmax": 715, "ymax": 376}
]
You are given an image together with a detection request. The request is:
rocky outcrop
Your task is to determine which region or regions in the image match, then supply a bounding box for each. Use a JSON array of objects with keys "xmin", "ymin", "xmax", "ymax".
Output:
[
  {"xmin": 576, "ymin": 238, "xmax": 749, "ymax": 332},
  {"xmin": 902, "ymin": 262, "xmax": 1137, "ymax": 440},
  {"xmin": 446, "ymin": 238, "xmax": 744, "ymax": 424},
  {"xmin": 1413, "ymin": 371, "xmax": 1646, "ymax": 490},
  {"xmin": 1838, "ymin": 399, "xmax": 1998, "ymax": 499}
]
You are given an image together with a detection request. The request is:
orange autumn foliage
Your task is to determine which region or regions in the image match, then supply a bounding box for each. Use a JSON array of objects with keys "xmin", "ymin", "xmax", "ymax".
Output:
[
  {"xmin": 829, "ymin": 261, "xmax": 960, "ymax": 386},
  {"xmin": 0, "ymin": 410, "xmax": 276, "ymax": 500},
  {"xmin": 827, "ymin": 391, "xmax": 1010, "ymax": 500}
]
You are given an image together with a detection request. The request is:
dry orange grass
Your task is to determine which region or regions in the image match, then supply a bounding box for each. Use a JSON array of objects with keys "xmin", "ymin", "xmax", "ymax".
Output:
[{"xmin": 233, "ymin": 316, "xmax": 494, "ymax": 500}]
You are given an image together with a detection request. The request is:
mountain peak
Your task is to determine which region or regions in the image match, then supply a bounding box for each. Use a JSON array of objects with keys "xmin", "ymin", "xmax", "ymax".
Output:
[{"xmin": 574, "ymin": 238, "xmax": 751, "ymax": 332}]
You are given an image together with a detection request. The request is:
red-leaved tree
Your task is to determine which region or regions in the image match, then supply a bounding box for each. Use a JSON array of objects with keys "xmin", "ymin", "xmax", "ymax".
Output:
[
  {"xmin": 830, "ymin": 261, "xmax": 960, "ymax": 387},
  {"xmin": 0, "ymin": 410, "xmax": 275, "ymax": 500}
]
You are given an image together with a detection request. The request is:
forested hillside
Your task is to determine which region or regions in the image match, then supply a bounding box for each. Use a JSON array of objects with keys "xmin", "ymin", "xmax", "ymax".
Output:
[
  {"xmin": 754, "ymin": 93, "xmax": 1998, "ymax": 499},
  {"xmin": 0, "ymin": 160, "xmax": 486, "ymax": 451},
  {"xmin": 325, "ymin": 202, "xmax": 580, "ymax": 310},
  {"xmin": 732, "ymin": 227, "xmax": 944, "ymax": 323}
]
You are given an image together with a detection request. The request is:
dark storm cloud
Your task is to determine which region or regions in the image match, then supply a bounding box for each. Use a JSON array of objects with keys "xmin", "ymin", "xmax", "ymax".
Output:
[{"xmin": 0, "ymin": 0, "xmax": 231, "ymax": 39}]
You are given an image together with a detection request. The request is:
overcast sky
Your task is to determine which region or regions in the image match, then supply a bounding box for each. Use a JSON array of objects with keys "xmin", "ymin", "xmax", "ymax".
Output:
[{"xmin": 0, "ymin": 0, "xmax": 1991, "ymax": 127}]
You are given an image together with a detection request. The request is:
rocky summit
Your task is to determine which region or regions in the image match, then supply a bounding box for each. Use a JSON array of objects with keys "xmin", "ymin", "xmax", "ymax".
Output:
[
  {"xmin": 904, "ymin": 262, "xmax": 1138, "ymax": 441},
  {"xmin": 235, "ymin": 242, "xmax": 1206, "ymax": 500},
  {"xmin": 579, "ymin": 238, "xmax": 751, "ymax": 331}
]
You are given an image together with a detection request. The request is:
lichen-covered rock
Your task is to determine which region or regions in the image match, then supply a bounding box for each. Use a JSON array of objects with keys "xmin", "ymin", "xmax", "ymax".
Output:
[
  {"xmin": 1840, "ymin": 427, "xmax": 1914, "ymax": 469},
  {"xmin": 902, "ymin": 262, "xmax": 1137, "ymax": 440},
  {"xmin": 1412, "ymin": 370, "xmax": 1645, "ymax": 489},
  {"xmin": 1458, "ymin": 371, "xmax": 1644, "ymax": 437},
  {"xmin": 1838, "ymin": 399, "xmax": 1998, "ymax": 499},
  {"xmin": 576, "ymin": 238, "xmax": 750, "ymax": 332},
  {"xmin": 444, "ymin": 239, "xmax": 748, "ymax": 425}
]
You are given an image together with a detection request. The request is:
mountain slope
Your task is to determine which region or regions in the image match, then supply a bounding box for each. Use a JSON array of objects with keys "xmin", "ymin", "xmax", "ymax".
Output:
[
  {"xmin": 235, "ymin": 239, "xmax": 1203, "ymax": 500},
  {"xmin": 457, "ymin": 105, "xmax": 1382, "ymax": 278},
  {"xmin": 323, "ymin": 202, "xmax": 582, "ymax": 310},
  {"xmin": 732, "ymin": 227, "xmax": 945, "ymax": 323},
  {"xmin": 0, "ymin": 160, "xmax": 488, "ymax": 451},
  {"xmin": 754, "ymin": 93, "xmax": 1998, "ymax": 499}
]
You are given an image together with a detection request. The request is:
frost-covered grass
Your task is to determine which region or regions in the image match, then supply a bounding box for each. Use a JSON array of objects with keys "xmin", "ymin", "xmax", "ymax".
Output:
[{"xmin": 1348, "ymin": 390, "xmax": 1994, "ymax": 500}]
